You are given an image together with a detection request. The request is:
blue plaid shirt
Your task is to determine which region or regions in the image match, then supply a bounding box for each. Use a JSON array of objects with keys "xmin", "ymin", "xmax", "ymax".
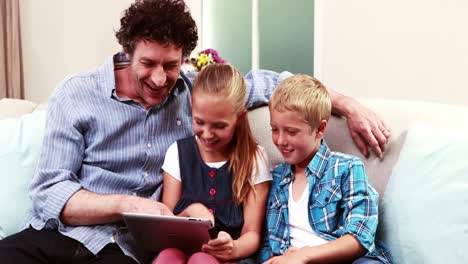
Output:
[{"xmin": 259, "ymin": 140, "xmax": 393, "ymax": 263}]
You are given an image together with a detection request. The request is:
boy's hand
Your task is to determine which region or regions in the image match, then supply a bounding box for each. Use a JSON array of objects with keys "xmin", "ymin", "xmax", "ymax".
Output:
[
  {"xmin": 201, "ymin": 231, "xmax": 236, "ymax": 261},
  {"xmin": 264, "ymin": 250, "xmax": 307, "ymax": 264}
]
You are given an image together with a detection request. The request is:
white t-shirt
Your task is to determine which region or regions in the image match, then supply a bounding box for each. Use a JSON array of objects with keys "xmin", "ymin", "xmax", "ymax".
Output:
[
  {"xmin": 288, "ymin": 182, "xmax": 328, "ymax": 248},
  {"xmin": 162, "ymin": 141, "xmax": 272, "ymax": 185}
]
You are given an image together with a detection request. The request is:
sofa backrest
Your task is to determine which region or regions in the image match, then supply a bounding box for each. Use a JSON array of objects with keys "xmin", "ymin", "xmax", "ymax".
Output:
[{"xmin": 248, "ymin": 98, "xmax": 468, "ymax": 197}]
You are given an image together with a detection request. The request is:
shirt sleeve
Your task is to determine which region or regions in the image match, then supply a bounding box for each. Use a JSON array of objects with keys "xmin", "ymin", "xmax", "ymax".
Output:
[
  {"xmin": 340, "ymin": 157, "xmax": 380, "ymax": 251},
  {"xmin": 252, "ymin": 145, "xmax": 272, "ymax": 185},
  {"xmin": 28, "ymin": 82, "xmax": 84, "ymax": 224},
  {"xmin": 244, "ymin": 69, "xmax": 293, "ymax": 109},
  {"xmin": 161, "ymin": 141, "xmax": 181, "ymax": 182}
]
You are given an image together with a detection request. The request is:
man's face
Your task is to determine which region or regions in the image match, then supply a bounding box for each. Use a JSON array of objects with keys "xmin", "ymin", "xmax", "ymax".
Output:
[
  {"xmin": 127, "ymin": 40, "xmax": 182, "ymax": 108},
  {"xmin": 270, "ymin": 108, "xmax": 321, "ymax": 170}
]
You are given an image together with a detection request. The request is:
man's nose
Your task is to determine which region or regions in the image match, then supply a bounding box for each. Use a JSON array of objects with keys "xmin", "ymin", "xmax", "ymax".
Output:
[{"xmin": 151, "ymin": 66, "xmax": 166, "ymax": 86}]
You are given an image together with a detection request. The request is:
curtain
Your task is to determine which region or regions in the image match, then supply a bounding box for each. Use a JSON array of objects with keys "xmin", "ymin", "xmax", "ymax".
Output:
[{"xmin": 0, "ymin": 0, "xmax": 23, "ymax": 99}]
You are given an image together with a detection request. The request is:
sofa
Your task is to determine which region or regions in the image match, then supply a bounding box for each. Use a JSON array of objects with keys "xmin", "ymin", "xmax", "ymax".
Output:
[{"xmin": 1, "ymin": 97, "xmax": 468, "ymax": 263}]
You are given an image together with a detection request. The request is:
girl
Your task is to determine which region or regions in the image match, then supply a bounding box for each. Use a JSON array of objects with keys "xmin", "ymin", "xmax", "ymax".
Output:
[{"xmin": 154, "ymin": 64, "xmax": 271, "ymax": 264}]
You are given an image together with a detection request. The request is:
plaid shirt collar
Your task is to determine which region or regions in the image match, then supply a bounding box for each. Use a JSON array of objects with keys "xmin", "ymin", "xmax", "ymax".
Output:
[{"xmin": 278, "ymin": 140, "xmax": 332, "ymax": 187}]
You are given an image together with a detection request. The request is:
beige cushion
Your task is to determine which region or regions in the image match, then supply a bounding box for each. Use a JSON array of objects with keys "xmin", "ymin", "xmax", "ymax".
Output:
[{"xmin": 0, "ymin": 99, "xmax": 38, "ymax": 119}]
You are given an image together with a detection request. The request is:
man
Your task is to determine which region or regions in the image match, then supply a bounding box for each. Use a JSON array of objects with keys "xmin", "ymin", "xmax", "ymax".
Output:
[{"xmin": 0, "ymin": 0, "xmax": 389, "ymax": 263}]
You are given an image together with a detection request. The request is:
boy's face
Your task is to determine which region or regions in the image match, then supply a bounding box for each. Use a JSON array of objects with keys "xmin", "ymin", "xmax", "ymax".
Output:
[{"xmin": 270, "ymin": 108, "xmax": 323, "ymax": 170}]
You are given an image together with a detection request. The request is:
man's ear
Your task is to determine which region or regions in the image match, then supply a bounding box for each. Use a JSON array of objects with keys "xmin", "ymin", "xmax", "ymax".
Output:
[
  {"xmin": 316, "ymin": 120, "xmax": 328, "ymax": 139},
  {"xmin": 124, "ymin": 51, "xmax": 131, "ymax": 61}
]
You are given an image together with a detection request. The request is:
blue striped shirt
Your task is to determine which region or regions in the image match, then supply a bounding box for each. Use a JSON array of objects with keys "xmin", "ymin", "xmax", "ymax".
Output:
[
  {"xmin": 259, "ymin": 140, "xmax": 393, "ymax": 263},
  {"xmin": 24, "ymin": 53, "xmax": 292, "ymax": 262}
]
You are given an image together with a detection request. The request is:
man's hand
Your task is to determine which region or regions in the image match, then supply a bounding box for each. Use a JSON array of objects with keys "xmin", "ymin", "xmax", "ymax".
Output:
[
  {"xmin": 119, "ymin": 195, "xmax": 173, "ymax": 216},
  {"xmin": 61, "ymin": 190, "xmax": 173, "ymax": 226},
  {"xmin": 202, "ymin": 231, "xmax": 236, "ymax": 261},
  {"xmin": 328, "ymin": 88, "xmax": 390, "ymax": 159},
  {"xmin": 178, "ymin": 203, "xmax": 214, "ymax": 226},
  {"xmin": 334, "ymin": 96, "xmax": 390, "ymax": 158},
  {"xmin": 345, "ymin": 99, "xmax": 390, "ymax": 158}
]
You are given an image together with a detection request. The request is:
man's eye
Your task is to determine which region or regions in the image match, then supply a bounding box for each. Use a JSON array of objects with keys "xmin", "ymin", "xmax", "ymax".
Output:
[
  {"xmin": 164, "ymin": 64, "xmax": 178, "ymax": 70},
  {"xmin": 141, "ymin": 61, "xmax": 153, "ymax": 67}
]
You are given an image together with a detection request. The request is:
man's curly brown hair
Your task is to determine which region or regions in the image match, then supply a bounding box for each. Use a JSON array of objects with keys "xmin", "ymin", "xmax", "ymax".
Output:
[{"xmin": 115, "ymin": 0, "xmax": 198, "ymax": 58}]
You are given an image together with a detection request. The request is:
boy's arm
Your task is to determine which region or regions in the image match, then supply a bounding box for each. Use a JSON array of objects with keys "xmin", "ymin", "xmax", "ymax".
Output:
[
  {"xmin": 264, "ymin": 234, "xmax": 365, "ymax": 264},
  {"xmin": 339, "ymin": 157, "xmax": 380, "ymax": 252}
]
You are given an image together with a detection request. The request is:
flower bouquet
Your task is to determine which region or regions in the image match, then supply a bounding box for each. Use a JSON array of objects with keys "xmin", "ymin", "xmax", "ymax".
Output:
[{"xmin": 188, "ymin": 48, "xmax": 226, "ymax": 72}]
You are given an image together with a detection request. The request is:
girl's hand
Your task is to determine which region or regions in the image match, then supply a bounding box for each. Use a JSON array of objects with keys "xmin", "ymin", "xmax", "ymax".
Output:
[{"xmin": 201, "ymin": 231, "xmax": 236, "ymax": 261}]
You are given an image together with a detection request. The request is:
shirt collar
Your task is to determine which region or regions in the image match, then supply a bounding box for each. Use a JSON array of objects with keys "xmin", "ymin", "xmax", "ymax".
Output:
[{"xmin": 278, "ymin": 140, "xmax": 332, "ymax": 186}]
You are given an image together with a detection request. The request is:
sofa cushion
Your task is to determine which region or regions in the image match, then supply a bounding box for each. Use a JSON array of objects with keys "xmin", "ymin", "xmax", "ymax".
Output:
[
  {"xmin": 0, "ymin": 111, "xmax": 46, "ymax": 238},
  {"xmin": 0, "ymin": 99, "xmax": 38, "ymax": 119},
  {"xmin": 380, "ymin": 124, "xmax": 468, "ymax": 263}
]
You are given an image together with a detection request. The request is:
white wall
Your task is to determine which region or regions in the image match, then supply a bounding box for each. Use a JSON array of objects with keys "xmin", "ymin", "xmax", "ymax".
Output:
[
  {"xmin": 315, "ymin": 0, "xmax": 468, "ymax": 106},
  {"xmin": 20, "ymin": 0, "xmax": 133, "ymax": 102}
]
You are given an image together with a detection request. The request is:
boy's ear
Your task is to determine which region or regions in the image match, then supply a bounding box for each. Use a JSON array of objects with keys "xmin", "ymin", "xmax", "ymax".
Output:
[{"xmin": 316, "ymin": 120, "xmax": 327, "ymax": 139}]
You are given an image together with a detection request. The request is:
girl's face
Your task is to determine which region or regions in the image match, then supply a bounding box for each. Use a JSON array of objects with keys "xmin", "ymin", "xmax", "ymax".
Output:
[{"xmin": 192, "ymin": 92, "xmax": 240, "ymax": 157}]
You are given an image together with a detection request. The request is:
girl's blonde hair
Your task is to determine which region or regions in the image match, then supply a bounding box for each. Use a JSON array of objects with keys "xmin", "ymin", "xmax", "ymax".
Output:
[
  {"xmin": 193, "ymin": 64, "xmax": 258, "ymax": 204},
  {"xmin": 269, "ymin": 74, "xmax": 331, "ymax": 129}
]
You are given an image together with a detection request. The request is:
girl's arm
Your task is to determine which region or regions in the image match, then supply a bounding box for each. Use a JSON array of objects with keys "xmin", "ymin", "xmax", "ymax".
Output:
[
  {"xmin": 202, "ymin": 181, "xmax": 270, "ymax": 261},
  {"xmin": 162, "ymin": 171, "xmax": 182, "ymax": 211}
]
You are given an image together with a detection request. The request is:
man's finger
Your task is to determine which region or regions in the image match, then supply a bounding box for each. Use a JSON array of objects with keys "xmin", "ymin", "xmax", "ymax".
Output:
[
  {"xmin": 364, "ymin": 129, "xmax": 383, "ymax": 159},
  {"xmin": 351, "ymin": 131, "xmax": 369, "ymax": 158},
  {"xmin": 373, "ymin": 128, "xmax": 388, "ymax": 154}
]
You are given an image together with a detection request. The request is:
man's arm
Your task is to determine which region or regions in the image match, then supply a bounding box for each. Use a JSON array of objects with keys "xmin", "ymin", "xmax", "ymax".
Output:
[
  {"xmin": 244, "ymin": 69, "xmax": 390, "ymax": 158},
  {"xmin": 61, "ymin": 190, "xmax": 171, "ymax": 225},
  {"xmin": 29, "ymin": 84, "xmax": 170, "ymax": 227}
]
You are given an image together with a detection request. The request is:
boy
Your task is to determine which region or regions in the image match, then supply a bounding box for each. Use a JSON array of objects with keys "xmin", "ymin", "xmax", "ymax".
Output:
[{"xmin": 259, "ymin": 74, "xmax": 392, "ymax": 264}]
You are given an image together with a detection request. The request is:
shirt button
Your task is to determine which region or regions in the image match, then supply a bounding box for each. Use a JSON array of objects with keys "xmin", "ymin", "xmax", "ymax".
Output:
[
  {"xmin": 209, "ymin": 170, "xmax": 216, "ymax": 178},
  {"xmin": 110, "ymin": 235, "xmax": 115, "ymax": 243},
  {"xmin": 176, "ymin": 119, "xmax": 182, "ymax": 126},
  {"xmin": 147, "ymin": 143, "xmax": 152, "ymax": 148},
  {"xmin": 143, "ymin": 172, "xmax": 149, "ymax": 178},
  {"xmin": 209, "ymin": 188, "xmax": 216, "ymax": 196}
]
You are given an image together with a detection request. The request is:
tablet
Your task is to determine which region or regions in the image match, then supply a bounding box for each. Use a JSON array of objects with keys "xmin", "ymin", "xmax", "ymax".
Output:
[{"xmin": 122, "ymin": 212, "xmax": 213, "ymax": 254}]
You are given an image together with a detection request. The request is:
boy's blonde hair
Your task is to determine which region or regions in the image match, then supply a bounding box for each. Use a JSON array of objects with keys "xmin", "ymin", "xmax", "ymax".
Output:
[
  {"xmin": 269, "ymin": 74, "xmax": 332, "ymax": 129},
  {"xmin": 193, "ymin": 64, "xmax": 259, "ymax": 204}
]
